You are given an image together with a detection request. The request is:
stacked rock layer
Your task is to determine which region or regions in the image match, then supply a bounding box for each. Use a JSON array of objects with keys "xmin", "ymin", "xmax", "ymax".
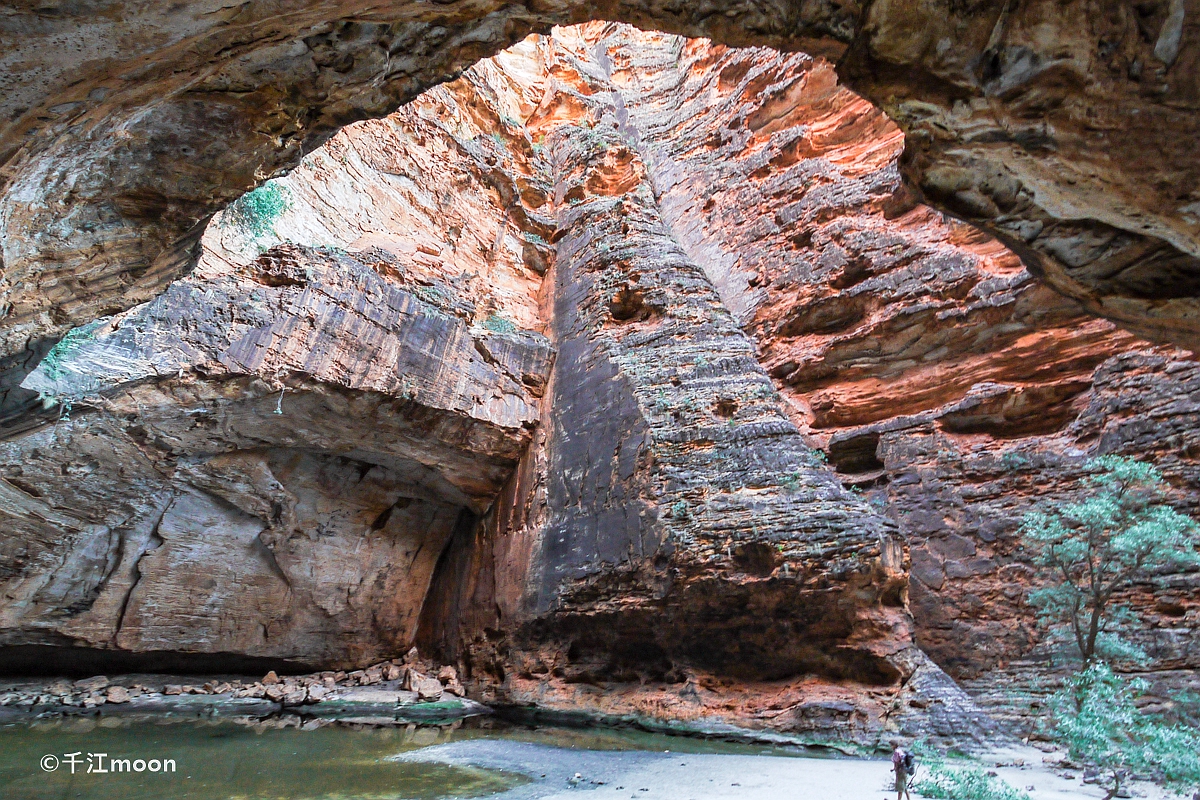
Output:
[{"xmin": 0, "ymin": 25, "xmax": 1196, "ymax": 743}]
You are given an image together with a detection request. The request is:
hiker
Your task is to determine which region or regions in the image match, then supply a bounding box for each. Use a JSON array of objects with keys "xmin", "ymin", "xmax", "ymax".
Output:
[{"xmin": 891, "ymin": 741, "xmax": 914, "ymax": 800}]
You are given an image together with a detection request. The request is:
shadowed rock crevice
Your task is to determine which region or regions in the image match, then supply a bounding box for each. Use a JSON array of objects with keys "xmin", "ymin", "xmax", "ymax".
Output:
[{"xmin": 0, "ymin": 644, "xmax": 318, "ymax": 679}]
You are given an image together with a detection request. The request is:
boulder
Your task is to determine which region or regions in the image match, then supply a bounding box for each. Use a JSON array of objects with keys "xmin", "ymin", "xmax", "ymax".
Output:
[
  {"xmin": 104, "ymin": 686, "xmax": 130, "ymax": 704},
  {"xmin": 414, "ymin": 677, "xmax": 444, "ymax": 702},
  {"xmin": 74, "ymin": 676, "xmax": 108, "ymax": 692}
]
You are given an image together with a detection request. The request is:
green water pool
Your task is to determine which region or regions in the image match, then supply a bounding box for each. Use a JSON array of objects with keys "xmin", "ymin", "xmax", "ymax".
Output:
[
  {"xmin": 1, "ymin": 719, "xmax": 521, "ymax": 800},
  {"xmin": 0, "ymin": 717, "xmax": 812, "ymax": 800}
]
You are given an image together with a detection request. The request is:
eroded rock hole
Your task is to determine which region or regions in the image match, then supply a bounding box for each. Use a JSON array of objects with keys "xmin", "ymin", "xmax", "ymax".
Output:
[
  {"xmin": 731, "ymin": 542, "xmax": 777, "ymax": 576},
  {"xmin": 828, "ymin": 432, "xmax": 884, "ymax": 474},
  {"xmin": 608, "ymin": 284, "xmax": 649, "ymax": 321},
  {"xmin": 713, "ymin": 398, "xmax": 739, "ymax": 418}
]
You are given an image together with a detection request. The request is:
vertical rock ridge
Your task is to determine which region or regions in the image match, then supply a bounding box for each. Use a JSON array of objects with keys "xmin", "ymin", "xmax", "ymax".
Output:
[
  {"xmin": 0, "ymin": 22, "xmax": 1195, "ymax": 747},
  {"xmin": 415, "ymin": 32, "xmax": 994, "ymax": 747}
]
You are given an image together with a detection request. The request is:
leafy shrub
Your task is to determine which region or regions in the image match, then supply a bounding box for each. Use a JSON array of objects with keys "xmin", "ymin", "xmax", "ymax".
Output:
[
  {"xmin": 482, "ymin": 313, "xmax": 516, "ymax": 334},
  {"xmin": 40, "ymin": 321, "xmax": 101, "ymax": 381},
  {"xmin": 412, "ymin": 285, "xmax": 445, "ymax": 307},
  {"xmin": 1050, "ymin": 662, "xmax": 1200, "ymax": 799},
  {"xmin": 221, "ymin": 183, "xmax": 290, "ymax": 239},
  {"xmin": 915, "ymin": 763, "xmax": 1030, "ymax": 800}
]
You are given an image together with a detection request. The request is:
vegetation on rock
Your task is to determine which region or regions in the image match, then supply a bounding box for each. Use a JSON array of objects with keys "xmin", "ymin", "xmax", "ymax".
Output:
[
  {"xmin": 482, "ymin": 313, "xmax": 516, "ymax": 334},
  {"xmin": 220, "ymin": 183, "xmax": 290, "ymax": 239},
  {"xmin": 1020, "ymin": 456, "xmax": 1200, "ymax": 664},
  {"xmin": 1049, "ymin": 662, "xmax": 1200, "ymax": 799},
  {"xmin": 40, "ymin": 321, "xmax": 101, "ymax": 382}
]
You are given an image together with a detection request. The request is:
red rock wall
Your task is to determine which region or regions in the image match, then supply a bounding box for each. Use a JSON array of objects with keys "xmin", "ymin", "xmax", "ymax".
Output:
[
  {"xmin": 590, "ymin": 25, "xmax": 1200, "ymax": 701},
  {"xmin": 0, "ymin": 22, "xmax": 1196, "ymax": 743}
]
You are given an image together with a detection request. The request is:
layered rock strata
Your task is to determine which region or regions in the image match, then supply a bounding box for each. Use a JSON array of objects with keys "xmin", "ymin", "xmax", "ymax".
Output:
[
  {"xmin": 582, "ymin": 27, "xmax": 1200, "ymax": 717},
  {"xmin": 405, "ymin": 28, "xmax": 994, "ymax": 746},
  {"xmin": 0, "ymin": 21, "xmax": 1196, "ymax": 746},
  {"xmin": 1, "ymin": 242, "xmax": 553, "ymax": 669},
  {"xmin": 1, "ymin": 0, "xmax": 1198, "ymax": 428},
  {"xmin": 0, "ymin": 25, "xmax": 1003, "ymax": 747}
]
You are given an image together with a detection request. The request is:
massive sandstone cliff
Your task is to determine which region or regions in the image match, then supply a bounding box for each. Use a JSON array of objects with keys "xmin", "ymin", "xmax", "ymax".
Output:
[
  {"xmin": 0, "ymin": 0, "xmax": 1198, "ymax": 425},
  {"xmin": 0, "ymin": 23, "xmax": 1197, "ymax": 743},
  {"xmin": 595, "ymin": 27, "xmax": 1200, "ymax": 724}
]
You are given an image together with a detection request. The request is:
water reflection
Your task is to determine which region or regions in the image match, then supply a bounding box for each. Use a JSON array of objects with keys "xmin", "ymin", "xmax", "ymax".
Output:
[
  {"xmin": 1, "ymin": 713, "xmax": 822, "ymax": 800},
  {"xmin": 0, "ymin": 717, "xmax": 525, "ymax": 800}
]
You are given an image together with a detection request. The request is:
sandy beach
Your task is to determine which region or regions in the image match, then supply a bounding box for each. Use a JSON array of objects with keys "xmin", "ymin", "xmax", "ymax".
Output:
[{"xmin": 396, "ymin": 740, "xmax": 1178, "ymax": 800}]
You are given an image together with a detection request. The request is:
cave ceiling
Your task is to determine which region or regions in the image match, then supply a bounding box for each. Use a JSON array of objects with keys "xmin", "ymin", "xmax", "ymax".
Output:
[{"xmin": 0, "ymin": 0, "xmax": 1197, "ymax": 427}]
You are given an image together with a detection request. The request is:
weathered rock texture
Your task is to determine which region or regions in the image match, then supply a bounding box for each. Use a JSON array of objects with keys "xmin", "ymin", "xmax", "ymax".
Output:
[
  {"xmin": 1, "ymin": 0, "xmax": 1198, "ymax": 427},
  {"xmin": 1, "ymin": 238, "xmax": 553, "ymax": 668},
  {"xmin": 0, "ymin": 21, "xmax": 1196, "ymax": 745},
  {"xmin": 588, "ymin": 26, "xmax": 1199, "ymax": 717},
  {"xmin": 0, "ymin": 25, "xmax": 986, "ymax": 748},
  {"xmin": 1, "ymin": 46, "xmax": 567, "ymax": 671},
  {"xmin": 609, "ymin": 28, "xmax": 1200, "ymax": 731},
  {"xmin": 408, "ymin": 28, "xmax": 995, "ymax": 746}
]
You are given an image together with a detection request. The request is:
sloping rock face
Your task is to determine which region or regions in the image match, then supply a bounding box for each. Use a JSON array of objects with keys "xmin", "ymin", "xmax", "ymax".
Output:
[
  {"xmin": 0, "ymin": 20, "xmax": 1195, "ymax": 746},
  {"xmin": 505, "ymin": 43, "xmax": 908, "ymax": 684},
  {"xmin": 1, "ymin": 240, "xmax": 552, "ymax": 669},
  {"xmin": 1, "ymin": 49, "xmax": 561, "ymax": 671},
  {"xmin": 1, "ymin": 0, "xmax": 1198, "ymax": 428},
  {"xmin": 408, "ymin": 28, "xmax": 991, "ymax": 746}
]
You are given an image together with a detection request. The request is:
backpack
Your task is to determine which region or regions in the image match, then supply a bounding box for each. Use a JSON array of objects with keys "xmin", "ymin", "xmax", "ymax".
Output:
[{"xmin": 902, "ymin": 751, "xmax": 915, "ymax": 772}]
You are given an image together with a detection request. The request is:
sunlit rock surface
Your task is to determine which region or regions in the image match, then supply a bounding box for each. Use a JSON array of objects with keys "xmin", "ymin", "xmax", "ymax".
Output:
[
  {"xmin": 0, "ymin": 22, "xmax": 1197, "ymax": 744},
  {"xmin": 1, "ymin": 0, "xmax": 1197, "ymax": 424},
  {"xmin": 592, "ymin": 26, "xmax": 1200, "ymax": 718}
]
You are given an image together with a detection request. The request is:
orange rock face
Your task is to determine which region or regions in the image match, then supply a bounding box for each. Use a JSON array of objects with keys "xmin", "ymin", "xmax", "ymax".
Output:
[
  {"xmin": 0, "ymin": 23, "xmax": 1196, "ymax": 744},
  {"xmin": 595, "ymin": 27, "xmax": 1199, "ymax": 708}
]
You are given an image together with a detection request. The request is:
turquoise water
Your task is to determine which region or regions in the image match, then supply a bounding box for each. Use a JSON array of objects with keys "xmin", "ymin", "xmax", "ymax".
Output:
[{"xmin": 0, "ymin": 717, "xmax": 813, "ymax": 800}]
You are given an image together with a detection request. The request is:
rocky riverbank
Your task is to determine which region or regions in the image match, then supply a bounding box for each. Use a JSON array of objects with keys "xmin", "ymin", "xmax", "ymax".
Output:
[{"xmin": 0, "ymin": 649, "xmax": 485, "ymax": 726}]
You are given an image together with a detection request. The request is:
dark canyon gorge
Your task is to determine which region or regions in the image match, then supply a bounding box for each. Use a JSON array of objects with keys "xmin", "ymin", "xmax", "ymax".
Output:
[{"xmin": 1, "ymin": 1, "xmax": 1198, "ymax": 756}]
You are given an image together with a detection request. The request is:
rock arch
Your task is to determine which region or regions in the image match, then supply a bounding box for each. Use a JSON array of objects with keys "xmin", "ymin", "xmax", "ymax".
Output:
[
  {"xmin": 2, "ymin": 0, "xmax": 1198, "ymax": 421},
  {"xmin": 1, "ymin": 5, "xmax": 1198, "ymax": 746}
]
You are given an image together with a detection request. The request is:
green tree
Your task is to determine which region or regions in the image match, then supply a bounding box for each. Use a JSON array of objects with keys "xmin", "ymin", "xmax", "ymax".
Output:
[
  {"xmin": 1051, "ymin": 663, "xmax": 1200, "ymax": 799},
  {"xmin": 1020, "ymin": 455, "xmax": 1200, "ymax": 664}
]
